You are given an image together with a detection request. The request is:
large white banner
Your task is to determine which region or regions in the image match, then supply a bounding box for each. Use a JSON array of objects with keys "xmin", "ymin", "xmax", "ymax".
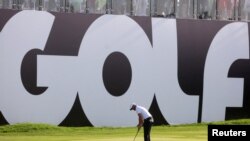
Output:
[{"xmin": 0, "ymin": 10, "xmax": 249, "ymax": 126}]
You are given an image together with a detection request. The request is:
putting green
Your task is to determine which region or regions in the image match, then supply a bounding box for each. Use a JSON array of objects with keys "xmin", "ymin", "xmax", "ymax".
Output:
[
  {"xmin": 0, "ymin": 124, "xmax": 207, "ymax": 141},
  {"xmin": 2, "ymin": 119, "xmax": 250, "ymax": 141}
]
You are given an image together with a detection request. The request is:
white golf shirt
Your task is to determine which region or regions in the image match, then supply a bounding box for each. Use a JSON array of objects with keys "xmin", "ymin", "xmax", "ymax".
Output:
[{"xmin": 135, "ymin": 105, "xmax": 152, "ymax": 120}]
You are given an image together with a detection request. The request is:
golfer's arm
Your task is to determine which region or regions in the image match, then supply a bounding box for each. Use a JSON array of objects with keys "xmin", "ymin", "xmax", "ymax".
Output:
[{"xmin": 138, "ymin": 114, "xmax": 144, "ymax": 127}]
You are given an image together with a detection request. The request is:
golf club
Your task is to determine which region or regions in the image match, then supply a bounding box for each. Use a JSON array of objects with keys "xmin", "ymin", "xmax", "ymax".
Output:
[{"xmin": 133, "ymin": 127, "xmax": 141, "ymax": 141}]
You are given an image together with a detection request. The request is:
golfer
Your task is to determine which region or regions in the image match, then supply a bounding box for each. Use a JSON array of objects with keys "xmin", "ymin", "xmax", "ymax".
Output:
[{"xmin": 130, "ymin": 103, "xmax": 154, "ymax": 141}]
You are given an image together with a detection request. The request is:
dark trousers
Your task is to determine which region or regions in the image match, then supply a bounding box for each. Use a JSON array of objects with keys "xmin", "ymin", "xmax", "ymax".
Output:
[{"xmin": 143, "ymin": 117, "xmax": 153, "ymax": 141}]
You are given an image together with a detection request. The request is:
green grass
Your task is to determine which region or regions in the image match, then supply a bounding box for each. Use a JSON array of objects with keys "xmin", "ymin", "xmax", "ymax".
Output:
[{"xmin": 0, "ymin": 119, "xmax": 249, "ymax": 141}]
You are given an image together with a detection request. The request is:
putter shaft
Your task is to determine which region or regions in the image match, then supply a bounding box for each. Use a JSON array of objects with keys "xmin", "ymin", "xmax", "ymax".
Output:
[{"xmin": 133, "ymin": 127, "xmax": 141, "ymax": 141}]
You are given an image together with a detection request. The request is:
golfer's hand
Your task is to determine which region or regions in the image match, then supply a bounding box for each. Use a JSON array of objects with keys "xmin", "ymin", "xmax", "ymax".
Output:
[{"xmin": 137, "ymin": 124, "xmax": 142, "ymax": 129}]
